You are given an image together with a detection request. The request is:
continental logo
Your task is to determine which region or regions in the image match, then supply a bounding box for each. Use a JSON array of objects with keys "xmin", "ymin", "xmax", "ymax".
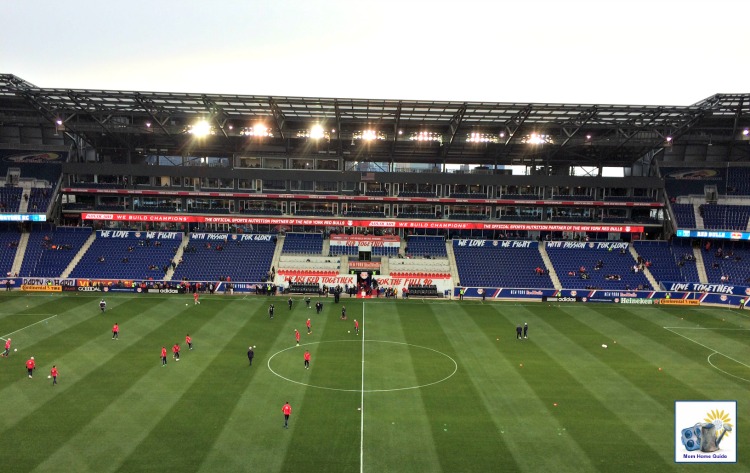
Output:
[
  {"xmin": 21, "ymin": 284, "xmax": 62, "ymax": 292},
  {"xmin": 660, "ymin": 298, "xmax": 700, "ymax": 305}
]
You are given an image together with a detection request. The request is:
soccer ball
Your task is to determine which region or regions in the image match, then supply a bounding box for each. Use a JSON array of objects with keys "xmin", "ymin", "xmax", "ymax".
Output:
[
  {"xmin": 48, "ymin": 375, "xmax": 51, "ymax": 379},
  {"xmin": 253, "ymin": 345, "xmax": 256, "ymax": 349},
  {"xmin": 348, "ymin": 331, "xmax": 351, "ymax": 333},
  {"xmin": 186, "ymin": 303, "xmax": 188, "ymax": 306},
  {"xmin": 14, "ymin": 348, "xmax": 17, "ymax": 352}
]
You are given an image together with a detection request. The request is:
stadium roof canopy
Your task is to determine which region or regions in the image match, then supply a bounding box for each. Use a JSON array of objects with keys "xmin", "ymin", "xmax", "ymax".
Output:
[{"xmin": 1, "ymin": 73, "xmax": 748, "ymax": 167}]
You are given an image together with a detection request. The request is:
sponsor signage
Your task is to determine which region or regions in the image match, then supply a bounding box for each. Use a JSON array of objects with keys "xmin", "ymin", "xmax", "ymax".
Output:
[
  {"xmin": 676, "ymin": 229, "xmax": 750, "ymax": 240},
  {"xmin": 543, "ymin": 296, "xmax": 579, "ymax": 302},
  {"xmin": 0, "ymin": 214, "xmax": 46, "ymax": 222},
  {"xmin": 660, "ymin": 299, "xmax": 700, "ymax": 305},
  {"xmin": 21, "ymin": 285, "xmax": 62, "ymax": 292},
  {"xmin": 22, "ymin": 278, "xmax": 75, "ymax": 287},
  {"xmin": 349, "ymin": 262, "xmax": 381, "ymax": 269},
  {"xmin": 80, "ymin": 212, "xmax": 645, "ymax": 232},
  {"xmin": 77, "ymin": 286, "xmax": 103, "ymax": 292},
  {"xmin": 620, "ymin": 298, "xmax": 655, "ymax": 304},
  {"xmin": 191, "ymin": 233, "xmax": 273, "ymax": 241}
]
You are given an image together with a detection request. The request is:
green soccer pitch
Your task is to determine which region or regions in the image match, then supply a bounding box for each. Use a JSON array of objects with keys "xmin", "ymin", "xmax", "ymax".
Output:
[{"xmin": 0, "ymin": 293, "xmax": 748, "ymax": 473}]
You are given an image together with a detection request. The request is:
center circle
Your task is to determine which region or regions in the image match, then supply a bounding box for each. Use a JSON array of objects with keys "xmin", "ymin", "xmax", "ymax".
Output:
[{"xmin": 267, "ymin": 339, "xmax": 458, "ymax": 392}]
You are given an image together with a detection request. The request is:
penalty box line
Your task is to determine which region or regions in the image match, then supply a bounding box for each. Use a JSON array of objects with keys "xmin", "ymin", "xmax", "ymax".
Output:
[
  {"xmin": 0, "ymin": 314, "xmax": 59, "ymax": 341},
  {"xmin": 663, "ymin": 326, "xmax": 750, "ymax": 370}
]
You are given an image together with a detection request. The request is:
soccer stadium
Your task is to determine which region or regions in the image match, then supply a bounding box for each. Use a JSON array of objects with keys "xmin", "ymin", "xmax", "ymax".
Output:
[{"xmin": 0, "ymin": 73, "xmax": 748, "ymax": 472}]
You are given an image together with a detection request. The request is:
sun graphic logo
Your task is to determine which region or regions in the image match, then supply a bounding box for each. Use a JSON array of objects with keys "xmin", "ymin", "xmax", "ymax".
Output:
[{"xmin": 704, "ymin": 408, "xmax": 733, "ymax": 439}]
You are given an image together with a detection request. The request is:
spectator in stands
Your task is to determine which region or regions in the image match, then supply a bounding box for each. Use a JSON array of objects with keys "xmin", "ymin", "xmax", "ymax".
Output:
[{"xmin": 98, "ymin": 256, "xmax": 105, "ymax": 263}]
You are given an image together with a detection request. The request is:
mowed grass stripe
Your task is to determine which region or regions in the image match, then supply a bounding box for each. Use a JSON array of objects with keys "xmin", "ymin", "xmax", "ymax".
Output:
[
  {"xmin": 399, "ymin": 302, "xmax": 521, "ymax": 473},
  {"xmin": 31, "ymin": 301, "xmax": 232, "ymax": 473},
  {"xmin": 0, "ymin": 296, "xmax": 193, "ymax": 472},
  {"xmin": 198, "ymin": 297, "xmax": 335, "ymax": 473},
  {"xmin": 362, "ymin": 302, "xmax": 443, "ymax": 473},
  {"xmin": 439, "ymin": 303, "xmax": 596, "ymax": 473},
  {"xmin": 112, "ymin": 299, "xmax": 268, "ymax": 472},
  {"xmin": 0, "ymin": 295, "xmax": 163, "ymax": 431},
  {"xmin": 496, "ymin": 304, "xmax": 672, "ymax": 471},
  {"xmin": 600, "ymin": 305, "xmax": 750, "ymax": 391},
  {"xmin": 278, "ymin": 301, "xmax": 363, "ymax": 472}
]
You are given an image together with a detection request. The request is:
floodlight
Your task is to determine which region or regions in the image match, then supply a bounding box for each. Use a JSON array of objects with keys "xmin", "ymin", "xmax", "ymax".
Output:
[
  {"xmin": 310, "ymin": 124, "xmax": 325, "ymax": 139},
  {"xmin": 190, "ymin": 120, "xmax": 211, "ymax": 137},
  {"xmin": 665, "ymin": 136, "xmax": 673, "ymax": 142},
  {"xmin": 55, "ymin": 119, "xmax": 63, "ymax": 126},
  {"xmin": 743, "ymin": 129, "xmax": 749, "ymax": 136},
  {"xmin": 145, "ymin": 122, "xmax": 151, "ymax": 128}
]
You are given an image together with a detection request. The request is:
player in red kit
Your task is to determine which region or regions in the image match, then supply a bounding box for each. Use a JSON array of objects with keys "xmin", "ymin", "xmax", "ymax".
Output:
[
  {"xmin": 193, "ymin": 292, "xmax": 200, "ymax": 305},
  {"xmin": 306, "ymin": 318, "xmax": 312, "ymax": 334},
  {"xmin": 282, "ymin": 401, "xmax": 292, "ymax": 428},
  {"xmin": 304, "ymin": 350, "xmax": 311, "ymax": 369},
  {"xmin": 172, "ymin": 343, "xmax": 181, "ymax": 361},
  {"xmin": 112, "ymin": 323, "xmax": 119, "ymax": 340},
  {"xmin": 186, "ymin": 334, "xmax": 192, "ymax": 350},
  {"xmin": 295, "ymin": 329, "xmax": 300, "ymax": 346},
  {"xmin": 26, "ymin": 356, "xmax": 35, "ymax": 378},
  {"xmin": 354, "ymin": 319, "xmax": 359, "ymax": 335},
  {"xmin": 161, "ymin": 346, "xmax": 168, "ymax": 366},
  {"xmin": 50, "ymin": 365, "xmax": 58, "ymax": 385},
  {"xmin": 2, "ymin": 338, "xmax": 10, "ymax": 357}
]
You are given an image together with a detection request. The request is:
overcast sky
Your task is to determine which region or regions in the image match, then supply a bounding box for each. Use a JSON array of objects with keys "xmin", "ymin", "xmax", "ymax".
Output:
[{"xmin": 2, "ymin": 0, "xmax": 748, "ymax": 106}]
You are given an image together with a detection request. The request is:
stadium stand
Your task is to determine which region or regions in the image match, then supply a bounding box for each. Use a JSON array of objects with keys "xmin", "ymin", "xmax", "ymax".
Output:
[
  {"xmin": 69, "ymin": 231, "xmax": 181, "ymax": 280},
  {"xmin": 699, "ymin": 204, "xmax": 750, "ymax": 231},
  {"xmin": 545, "ymin": 244, "xmax": 653, "ymax": 290},
  {"xmin": 671, "ymin": 203, "xmax": 697, "ymax": 228},
  {"xmin": 452, "ymin": 240, "xmax": 554, "ymax": 289},
  {"xmin": 702, "ymin": 244, "xmax": 750, "ymax": 285},
  {"xmin": 172, "ymin": 234, "xmax": 275, "ymax": 282},
  {"xmin": 282, "ymin": 233, "xmax": 324, "ymax": 254},
  {"xmin": 0, "ymin": 228, "xmax": 21, "ymax": 277},
  {"xmin": 406, "ymin": 236, "xmax": 447, "ymax": 257},
  {"xmin": 0, "ymin": 187, "xmax": 22, "ymax": 212},
  {"xmin": 632, "ymin": 240, "xmax": 694, "ymax": 283},
  {"xmin": 20, "ymin": 227, "xmax": 92, "ymax": 278}
]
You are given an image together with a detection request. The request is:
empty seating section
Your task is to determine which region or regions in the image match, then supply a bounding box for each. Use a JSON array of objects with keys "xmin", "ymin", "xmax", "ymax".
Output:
[
  {"xmin": 703, "ymin": 245, "xmax": 750, "ymax": 284},
  {"xmin": 69, "ymin": 231, "xmax": 181, "ymax": 280},
  {"xmin": 727, "ymin": 168, "xmax": 750, "ymax": 195},
  {"xmin": 0, "ymin": 187, "xmax": 22, "ymax": 212},
  {"xmin": 452, "ymin": 240, "xmax": 553, "ymax": 288},
  {"xmin": 28, "ymin": 188, "xmax": 53, "ymax": 213},
  {"xmin": 500, "ymin": 194, "xmax": 541, "ymax": 200},
  {"xmin": 389, "ymin": 257, "xmax": 450, "ymax": 277},
  {"xmin": 398, "ymin": 192, "xmax": 435, "ymax": 198},
  {"xmin": 632, "ymin": 240, "xmax": 693, "ymax": 283},
  {"xmin": 20, "ymin": 227, "xmax": 92, "ymax": 277},
  {"xmin": 278, "ymin": 255, "xmax": 340, "ymax": 275},
  {"xmin": 329, "ymin": 245, "xmax": 357, "ymax": 256},
  {"xmin": 172, "ymin": 234, "xmax": 275, "ymax": 282},
  {"xmin": 0, "ymin": 230, "xmax": 21, "ymax": 276},
  {"xmin": 372, "ymin": 246, "xmax": 398, "ymax": 256},
  {"xmin": 282, "ymin": 233, "xmax": 323, "ymax": 254},
  {"xmin": 700, "ymin": 204, "xmax": 750, "ymax": 230},
  {"xmin": 406, "ymin": 236, "xmax": 447, "ymax": 257},
  {"xmin": 546, "ymin": 244, "xmax": 652, "ymax": 290},
  {"xmin": 672, "ymin": 203, "xmax": 696, "ymax": 228}
]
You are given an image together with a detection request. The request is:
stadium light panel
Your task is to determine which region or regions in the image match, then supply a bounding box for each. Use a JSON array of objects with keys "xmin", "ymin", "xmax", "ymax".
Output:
[
  {"xmin": 310, "ymin": 124, "xmax": 325, "ymax": 139},
  {"xmin": 189, "ymin": 120, "xmax": 212, "ymax": 137},
  {"xmin": 743, "ymin": 129, "xmax": 749, "ymax": 136}
]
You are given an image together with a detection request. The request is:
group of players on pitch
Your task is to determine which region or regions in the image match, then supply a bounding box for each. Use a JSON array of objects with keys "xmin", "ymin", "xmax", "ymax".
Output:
[{"xmin": 273, "ymin": 296, "xmax": 360, "ymax": 371}]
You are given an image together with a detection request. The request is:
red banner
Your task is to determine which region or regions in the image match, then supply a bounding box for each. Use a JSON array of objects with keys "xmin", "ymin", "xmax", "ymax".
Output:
[{"xmin": 79, "ymin": 213, "xmax": 644, "ymax": 232}]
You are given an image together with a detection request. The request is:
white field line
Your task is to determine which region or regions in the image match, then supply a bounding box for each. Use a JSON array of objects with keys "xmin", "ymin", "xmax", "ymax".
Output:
[{"xmin": 0, "ymin": 314, "xmax": 59, "ymax": 340}]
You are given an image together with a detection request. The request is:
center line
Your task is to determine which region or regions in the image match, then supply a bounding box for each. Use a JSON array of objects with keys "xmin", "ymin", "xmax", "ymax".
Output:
[{"xmin": 360, "ymin": 301, "xmax": 365, "ymax": 473}]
